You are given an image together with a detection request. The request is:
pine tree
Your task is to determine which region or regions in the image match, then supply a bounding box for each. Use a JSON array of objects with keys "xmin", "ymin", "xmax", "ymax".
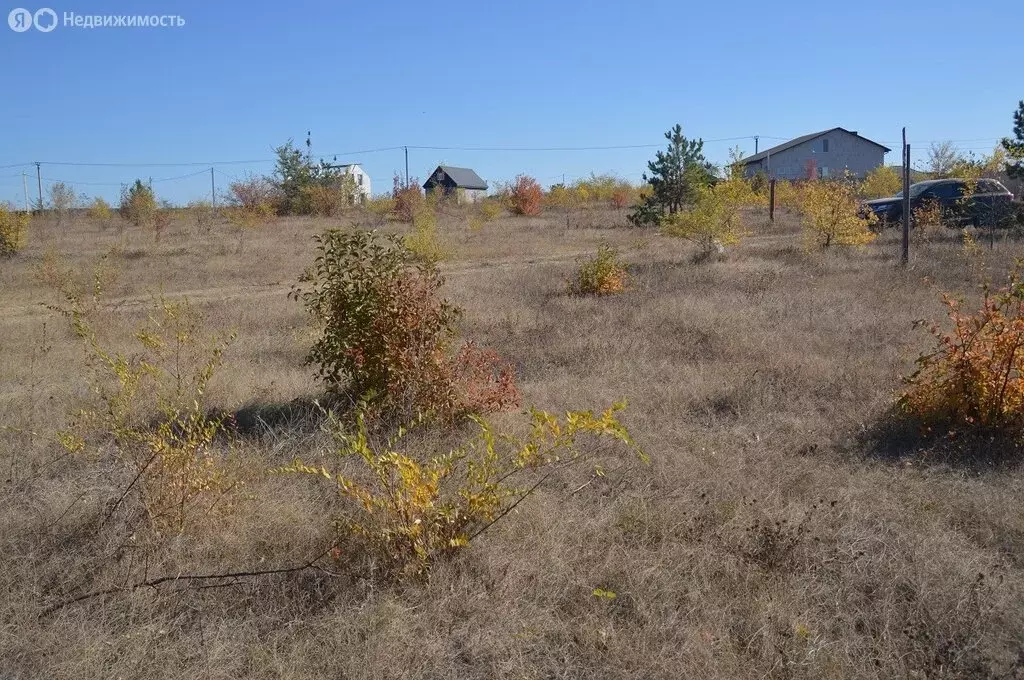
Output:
[
  {"xmin": 273, "ymin": 138, "xmax": 351, "ymax": 215},
  {"xmin": 119, "ymin": 179, "xmax": 156, "ymax": 226},
  {"xmin": 1003, "ymin": 100, "xmax": 1024, "ymax": 180},
  {"xmin": 629, "ymin": 124, "xmax": 712, "ymax": 227}
]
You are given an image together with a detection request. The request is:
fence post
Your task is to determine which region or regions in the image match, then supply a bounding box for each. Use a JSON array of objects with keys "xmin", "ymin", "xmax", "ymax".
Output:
[
  {"xmin": 769, "ymin": 179, "xmax": 776, "ymax": 223},
  {"xmin": 901, "ymin": 128, "xmax": 910, "ymax": 266}
]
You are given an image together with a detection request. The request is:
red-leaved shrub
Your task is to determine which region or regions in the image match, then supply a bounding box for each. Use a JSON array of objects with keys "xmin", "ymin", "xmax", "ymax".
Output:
[
  {"xmin": 508, "ymin": 175, "xmax": 543, "ymax": 216},
  {"xmin": 392, "ymin": 175, "xmax": 424, "ymax": 223}
]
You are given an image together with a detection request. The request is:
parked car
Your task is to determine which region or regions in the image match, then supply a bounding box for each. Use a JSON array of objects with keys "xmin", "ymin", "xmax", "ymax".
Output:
[{"xmin": 860, "ymin": 178, "xmax": 1015, "ymax": 228}]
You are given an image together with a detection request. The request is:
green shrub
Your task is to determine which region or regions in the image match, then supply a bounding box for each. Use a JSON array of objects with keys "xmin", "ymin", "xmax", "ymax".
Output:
[{"xmin": 293, "ymin": 229, "xmax": 518, "ymax": 419}]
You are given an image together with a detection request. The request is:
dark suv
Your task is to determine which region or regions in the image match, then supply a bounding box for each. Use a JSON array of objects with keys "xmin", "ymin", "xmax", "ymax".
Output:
[{"xmin": 861, "ymin": 178, "xmax": 1014, "ymax": 227}]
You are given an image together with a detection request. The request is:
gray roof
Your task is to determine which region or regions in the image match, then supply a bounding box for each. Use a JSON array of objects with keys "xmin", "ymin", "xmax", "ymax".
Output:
[
  {"xmin": 742, "ymin": 128, "xmax": 891, "ymax": 165},
  {"xmin": 426, "ymin": 165, "xmax": 488, "ymax": 190}
]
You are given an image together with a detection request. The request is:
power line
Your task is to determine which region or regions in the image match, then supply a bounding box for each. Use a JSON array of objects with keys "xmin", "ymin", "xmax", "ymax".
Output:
[
  {"xmin": 39, "ymin": 176, "xmax": 122, "ymax": 187},
  {"xmin": 30, "ymin": 146, "xmax": 407, "ymax": 168},
  {"xmin": 11, "ymin": 138, "xmax": 770, "ymax": 168},
  {"xmin": 406, "ymin": 136, "xmax": 763, "ymax": 153},
  {"xmin": 150, "ymin": 169, "xmax": 211, "ymax": 183},
  {"xmin": 40, "ymin": 159, "xmax": 274, "ymax": 168},
  {"xmin": 4, "ymin": 134, "xmax": 1011, "ymax": 170},
  {"xmin": 37, "ymin": 169, "xmax": 211, "ymax": 187}
]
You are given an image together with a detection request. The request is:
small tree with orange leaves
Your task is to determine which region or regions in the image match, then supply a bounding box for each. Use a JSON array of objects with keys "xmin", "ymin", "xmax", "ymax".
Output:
[
  {"xmin": 899, "ymin": 264, "xmax": 1024, "ymax": 436},
  {"xmin": 507, "ymin": 175, "xmax": 543, "ymax": 216}
]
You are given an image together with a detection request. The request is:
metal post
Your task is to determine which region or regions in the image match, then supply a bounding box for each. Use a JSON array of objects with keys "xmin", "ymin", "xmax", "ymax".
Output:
[
  {"xmin": 901, "ymin": 128, "xmax": 910, "ymax": 266},
  {"xmin": 769, "ymin": 178, "xmax": 776, "ymax": 222},
  {"xmin": 22, "ymin": 172, "xmax": 30, "ymax": 213}
]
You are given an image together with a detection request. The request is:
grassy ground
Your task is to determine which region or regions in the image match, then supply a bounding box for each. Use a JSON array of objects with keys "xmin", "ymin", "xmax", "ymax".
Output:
[{"xmin": 3, "ymin": 205, "xmax": 1024, "ymax": 679}]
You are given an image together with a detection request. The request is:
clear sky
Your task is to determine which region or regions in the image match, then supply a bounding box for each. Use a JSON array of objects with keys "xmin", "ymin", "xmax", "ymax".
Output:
[{"xmin": 1, "ymin": 0, "xmax": 1020, "ymax": 206}]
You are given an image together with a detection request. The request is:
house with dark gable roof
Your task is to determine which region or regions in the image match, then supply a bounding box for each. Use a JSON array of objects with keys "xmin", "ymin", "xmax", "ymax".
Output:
[
  {"xmin": 741, "ymin": 128, "xmax": 890, "ymax": 180},
  {"xmin": 423, "ymin": 165, "xmax": 488, "ymax": 204}
]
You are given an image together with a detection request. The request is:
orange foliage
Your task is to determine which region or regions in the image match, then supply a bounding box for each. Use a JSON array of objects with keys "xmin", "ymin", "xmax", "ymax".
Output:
[
  {"xmin": 899, "ymin": 266, "xmax": 1024, "ymax": 434},
  {"xmin": 392, "ymin": 175, "xmax": 424, "ymax": 222},
  {"xmin": 610, "ymin": 188, "xmax": 632, "ymax": 209},
  {"xmin": 508, "ymin": 175, "xmax": 543, "ymax": 216}
]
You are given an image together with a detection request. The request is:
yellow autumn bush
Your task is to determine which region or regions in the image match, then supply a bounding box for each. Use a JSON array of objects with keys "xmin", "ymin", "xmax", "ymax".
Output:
[
  {"xmin": 569, "ymin": 244, "xmax": 628, "ymax": 295},
  {"xmin": 771, "ymin": 179, "xmax": 802, "ymax": 211},
  {"xmin": 860, "ymin": 166, "xmax": 902, "ymax": 199},
  {"xmin": 86, "ymin": 197, "xmax": 113, "ymax": 227},
  {"xmin": 799, "ymin": 178, "xmax": 877, "ymax": 248},
  {"xmin": 404, "ymin": 201, "xmax": 451, "ymax": 263},
  {"xmin": 281, "ymin": 402, "xmax": 646, "ymax": 577},
  {"xmin": 661, "ymin": 178, "xmax": 756, "ymax": 257},
  {"xmin": 0, "ymin": 202, "xmax": 29, "ymax": 256},
  {"xmin": 50, "ymin": 263, "xmax": 240, "ymax": 533}
]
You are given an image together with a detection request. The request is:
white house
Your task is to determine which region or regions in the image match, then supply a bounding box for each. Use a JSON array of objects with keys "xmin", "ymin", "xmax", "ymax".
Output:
[{"xmin": 336, "ymin": 163, "xmax": 371, "ymax": 202}]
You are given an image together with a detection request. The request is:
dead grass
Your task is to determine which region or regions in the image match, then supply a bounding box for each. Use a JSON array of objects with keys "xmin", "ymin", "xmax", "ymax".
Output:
[{"xmin": 3, "ymin": 206, "xmax": 1024, "ymax": 678}]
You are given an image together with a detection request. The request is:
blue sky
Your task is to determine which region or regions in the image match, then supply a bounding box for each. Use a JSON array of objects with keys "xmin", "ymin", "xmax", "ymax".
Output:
[{"xmin": 0, "ymin": 0, "xmax": 1020, "ymax": 206}]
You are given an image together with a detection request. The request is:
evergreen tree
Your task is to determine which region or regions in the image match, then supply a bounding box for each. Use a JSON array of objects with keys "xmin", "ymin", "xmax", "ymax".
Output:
[
  {"xmin": 274, "ymin": 140, "xmax": 314, "ymax": 212},
  {"xmin": 629, "ymin": 124, "xmax": 712, "ymax": 227},
  {"xmin": 1003, "ymin": 100, "xmax": 1024, "ymax": 180},
  {"xmin": 119, "ymin": 179, "xmax": 157, "ymax": 226},
  {"xmin": 273, "ymin": 138, "xmax": 350, "ymax": 215}
]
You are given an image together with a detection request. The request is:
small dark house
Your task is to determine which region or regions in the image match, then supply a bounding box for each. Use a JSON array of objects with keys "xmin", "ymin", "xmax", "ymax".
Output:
[{"xmin": 423, "ymin": 165, "xmax": 488, "ymax": 204}]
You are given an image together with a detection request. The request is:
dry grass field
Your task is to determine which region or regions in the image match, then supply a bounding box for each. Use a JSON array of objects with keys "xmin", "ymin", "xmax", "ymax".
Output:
[{"xmin": 4, "ymin": 205, "xmax": 1024, "ymax": 679}]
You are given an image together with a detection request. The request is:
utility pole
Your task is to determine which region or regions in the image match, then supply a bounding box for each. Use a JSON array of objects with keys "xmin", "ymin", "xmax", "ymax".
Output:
[
  {"xmin": 404, "ymin": 146, "xmax": 409, "ymax": 187},
  {"xmin": 754, "ymin": 136, "xmax": 759, "ymax": 154},
  {"xmin": 210, "ymin": 167, "xmax": 216, "ymax": 209},
  {"xmin": 35, "ymin": 162, "xmax": 43, "ymax": 213},
  {"xmin": 22, "ymin": 172, "xmax": 29, "ymax": 213},
  {"xmin": 901, "ymin": 127, "xmax": 910, "ymax": 266}
]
